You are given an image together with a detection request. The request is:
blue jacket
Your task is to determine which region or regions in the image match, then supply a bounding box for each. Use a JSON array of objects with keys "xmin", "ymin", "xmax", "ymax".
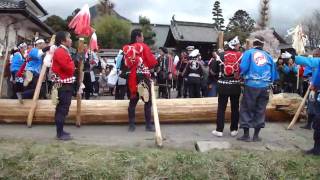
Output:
[
  {"xmin": 295, "ymin": 56, "xmax": 320, "ymax": 89},
  {"xmin": 10, "ymin": 52, "xmax": 24, "ymax": 72},
  {"xmin": 26, "ymin": 48, "xmax": 43, "ymax": 75},
  {"xmin": 303, "ymin": 66, "xmax": 313, "ymax": 77},
  {"xmin": 283, "ymin": 64, "xmax": 298, "ymax": 74},
  {"xmin": 240, "ymin": 48, "xmax": 278, "ymax": 88}
]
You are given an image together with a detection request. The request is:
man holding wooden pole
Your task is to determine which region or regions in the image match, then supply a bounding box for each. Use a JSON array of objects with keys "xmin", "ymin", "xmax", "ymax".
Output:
[{"xmin": 293, "ymin": 49, "xmax": 320, "ymax": 156}]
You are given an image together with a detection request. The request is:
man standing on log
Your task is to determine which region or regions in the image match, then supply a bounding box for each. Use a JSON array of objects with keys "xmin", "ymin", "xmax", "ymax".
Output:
[
  {"xmin": 294, "ymin": 48, "xmax": 320, "ymax": 156},
  {"xmin": 122, "ymin": 29, "xmax": 158, "ymax": 132},
  {"xmin": 10, "ymin": 42, "xmax": 27, "ymax": 103},
  {"xmin": 238, "ymin": 36, "xmax": 278, "ymax": 142},
  {"xmin": 51, "ymin": 31, "xmax": 75, "ymax": 141}
]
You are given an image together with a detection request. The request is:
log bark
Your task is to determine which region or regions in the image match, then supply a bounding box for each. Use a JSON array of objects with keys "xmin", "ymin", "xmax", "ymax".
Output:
[{"xmin": 0, "ymin": 98, "xmax": 292, "ymax": 124}]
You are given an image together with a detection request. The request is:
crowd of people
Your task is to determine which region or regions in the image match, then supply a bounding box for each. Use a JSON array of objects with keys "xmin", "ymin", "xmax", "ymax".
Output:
[
  {"xmin": 4, "ymin": 28, "xmax": 320, "ymax": 156},
  {"xmin": 6, "ymin": 39, "xmax": 311, "ymax": 103}
]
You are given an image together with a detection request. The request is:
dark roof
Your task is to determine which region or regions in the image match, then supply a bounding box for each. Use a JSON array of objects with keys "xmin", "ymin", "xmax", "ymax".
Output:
[
  {"xmin": 272, "ymin": 29, "xmax": 288, "ymax": 45},
  {"xmin": 170, "ymin": 20, "xmax": 219, "ymax": 43},
  {"xmin": 30, "ymin": 0, "xmax": 48, "ymax": 16},
  {"xmin": 131, "ymin": 23, "xmax": 170, "ymax": 48},
  {"xmin": 0, "ymin": 0, "xmax": 21, "ymax": 9},
  {"xmin": 0, "ymin": 1, "xmax": 53, "ymax": 35},
  {"xmin": 0, "ymin": 0, "xmax": 48, "ymax": 16}
]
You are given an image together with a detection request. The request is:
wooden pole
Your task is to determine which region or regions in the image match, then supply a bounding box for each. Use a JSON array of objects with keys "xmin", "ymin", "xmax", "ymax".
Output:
[
  {"xmin": 0, "ymin": 46, "xmax": 9, "ymax": 97},
  {"xmin": 27, "ymin": 35, "xmax": 55, "ymax": 127},
  {"xmin": 76, "ymin": 38, "xmax": 85, "ymax": 127},
  {"xmin": 218, "ymin": 31, "xmax": 224, "ymax": 50},
  {"xmin": 151, "ymin": 80, "xmax": 163, "ymax": 147},
  {"xmin": 287, "ymin": 85, "xmax": 311, "ymax": 130},
  {"xmin": 296, "ymin": 65, "xmax": 300, "ymax": 92}
]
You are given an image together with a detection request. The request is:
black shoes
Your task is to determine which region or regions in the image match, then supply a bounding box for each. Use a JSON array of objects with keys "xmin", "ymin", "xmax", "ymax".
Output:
[
  {"xmin": 146, "ymin": 125, "xmax": 155, "ymax": 132},
  {"xmin": 300, "ymin": 124, "xmax": 312, "ymax": 130},
  {"xmin": 304, "ymin": 148, "xmax": 320, "ymax": 156},
  {"xmin": 56, "ymin": 134, "xmax": 72, "ymax": 141},
  {"xmin": 237, "ymin": 135, "xmax": 251, "ymax": 142},
  {"xmin": 128, "ymin": 125, "xmax": 136, "ymax": 132},
  {"xmin": 252, "ymin": 135, "xmax": 262, "ymax": 142},
  {"xmin": 128, "ymin": 125, "xmax": 155, "ymax": 132},
  {"xmin": 305, "ymin": 141, "xmax": 320, "ymax": 156},
  {"xmin": 237, "ymin": 128, "xmax": 262, "ymax": 142},
  {"xmin": 237, "ymin": 128, "xmax": 251, "ymax": 142}
]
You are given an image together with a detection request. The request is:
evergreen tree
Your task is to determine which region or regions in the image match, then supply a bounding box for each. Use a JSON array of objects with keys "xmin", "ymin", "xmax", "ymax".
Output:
[
  {"xmin": 212, "ymin": 1, "xmax": 225, "ymax": 31},
  {"xmin": 139, "ymin": 16, "xmax": 156, "ymax": 46},
  {"xmin": 44, "ymin": 15, "xmax": 67, "ymax": 32},
  {"xmin": 225, "ymin": 10, "xmax": 255, "ymax": 42}
]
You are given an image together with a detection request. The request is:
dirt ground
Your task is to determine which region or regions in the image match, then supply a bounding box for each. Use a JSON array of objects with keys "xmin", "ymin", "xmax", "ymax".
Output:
[{"xmin": 0, "ymin": 122, "xmax": 314, "ymax": 152}]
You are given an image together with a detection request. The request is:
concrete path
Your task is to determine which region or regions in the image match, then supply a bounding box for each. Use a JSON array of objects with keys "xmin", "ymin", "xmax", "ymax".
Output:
[{"xmin": 0, "ymin": 123, "xmax": 313, "ymax": 152}]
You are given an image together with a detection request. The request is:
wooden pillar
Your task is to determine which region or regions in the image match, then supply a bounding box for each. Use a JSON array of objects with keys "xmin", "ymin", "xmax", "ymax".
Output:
[{"xmin": 218, "ymin": 31, "xmax": 224, "ymax": 50}]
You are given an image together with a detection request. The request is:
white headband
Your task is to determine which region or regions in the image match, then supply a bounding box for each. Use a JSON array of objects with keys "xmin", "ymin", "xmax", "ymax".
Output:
[
  {"xmin": 253, "ymin": 38, "xmax": 265, "ymax": 44},
  {"xmin": 228, "ymin": 36, "xmax": 240, "ymax": 49},
  {"xmin": 281, "ymin": 51, "xmax": 292, "ymax": 59},
  {"xmin": 35, "ymin": 39, "xmax": 45, "ymax": 44},
  {"xmin": 18, "ymin": 42, "xmax": 27, "ymax": 49}
]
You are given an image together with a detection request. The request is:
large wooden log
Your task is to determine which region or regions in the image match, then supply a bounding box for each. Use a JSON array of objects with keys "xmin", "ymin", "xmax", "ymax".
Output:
[{"xmin": 0, "ymin": 97, "xmax": 292, "ymax": 124}]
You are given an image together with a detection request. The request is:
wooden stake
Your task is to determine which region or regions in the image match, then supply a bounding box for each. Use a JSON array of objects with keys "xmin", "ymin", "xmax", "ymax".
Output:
[
  {"xmin": 0, "ymin": 45, "xmax": 9, "ymax": 97},
  {"xmin": 151, "ymin": 80, "xmax": 163, "ymax": 147},
  {"xmin": 76, "ymin": 38, "xmax": 85, "ymax": 127},
  {"xmin": 27, "ymin": 35, "xmax": 56, "ymax": 127},
  {"xmin": 287, "ymin": 85, "xmax": 311, "ymax": 130}
]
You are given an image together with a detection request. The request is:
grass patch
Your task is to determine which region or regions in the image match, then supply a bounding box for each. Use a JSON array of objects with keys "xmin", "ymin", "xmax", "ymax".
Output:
[{"xmin": 0, "ymin": 138, "xmax": 319, "ymax": 179}]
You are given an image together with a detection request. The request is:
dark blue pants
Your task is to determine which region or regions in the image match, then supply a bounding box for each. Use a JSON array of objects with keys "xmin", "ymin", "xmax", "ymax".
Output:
[
  {"xmin": 128, "ymin": 80, "xmax": 152, "ymax": 128},
  {"xmin": 313, "ymin": 92, "xmax": 320, "ymax": 142},
  {"xmin": 240, "ymin": 86, "xmax": 269, "ymax": 129},
  {"xmin": 54, "ymin": 84, "xmax": 73, "ymax": 137}
]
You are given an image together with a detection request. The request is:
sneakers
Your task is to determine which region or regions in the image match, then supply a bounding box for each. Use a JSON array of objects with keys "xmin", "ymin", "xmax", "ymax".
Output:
[
  {"xmin": 230, "ymin": 131, "xmax": 238, "ymax": 137},
  {"xmin": 212, "ymin": 130, "xmax": 223, "ymax": 137},
  {"xmin": 212, "ymin": 130, "xmax": 239, "ymax": 137}
]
